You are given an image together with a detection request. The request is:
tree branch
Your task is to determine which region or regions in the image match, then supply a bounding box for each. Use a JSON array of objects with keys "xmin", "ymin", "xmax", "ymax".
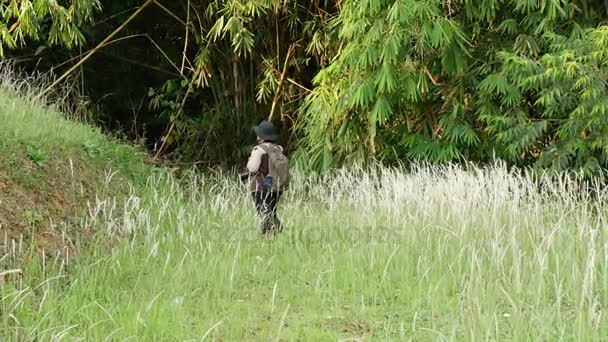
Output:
[
  {"xmin": 423, "ymin": 65, "xmax": 445, "ymax": 86},
  {"xmin": 50, "ymin": 34, "xmax": 149, "ymax": 70},
  {"xmin": 153, "ymin": 85, "xmax": 193, "ymax": 161},
  {"xmin": 286, "ymin": 77, "xmax": 311, "ymax": 92},
  {"xmin": 37, "ymin": 0, "xmax": 155, "ymax": 99},
  {"xmin": 97, "ymin": 50, "xmax": 182, "ymax": 77},
  {"xmin": 152, "ymin": 0, "xmax": 189, "ymax": 27},
  {"xmin": 268, "ymin": 43, "xmax": 298, "ymax": 122},
  {"xmin": 180, "ymin": 0, "xmax": 191, "ymax": 75}
]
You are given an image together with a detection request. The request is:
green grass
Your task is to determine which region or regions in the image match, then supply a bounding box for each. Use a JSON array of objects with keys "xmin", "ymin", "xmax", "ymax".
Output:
[
  {"xmin": 0, "ymin": 81, "xmax": 154, "ymax": 251},
  {"xmin": 0, "ymin": 87, "xmax": 151, "ymax": 188},
  {"xmin": 3, "ymin": 165, "xmax": 608, "ymax": 340},
  {"xmin": 1, "ymin": 74, "xmax": 607, "ymax": 340}
]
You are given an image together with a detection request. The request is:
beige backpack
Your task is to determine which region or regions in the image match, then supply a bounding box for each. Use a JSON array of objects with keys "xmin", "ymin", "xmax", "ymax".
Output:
[{"xmin": 258, "ymin": 144, "xmax": 290, "ymax": 192}]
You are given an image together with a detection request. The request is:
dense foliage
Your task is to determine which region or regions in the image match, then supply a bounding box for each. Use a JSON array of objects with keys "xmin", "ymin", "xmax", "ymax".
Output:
[
  {"xmin": 298, "ymin": 0, "xmax": 608, "ymax": 173},
  {"xmin": 2, "ymin": 0, "xmax": 608, "ymax": 174},
  {"xmin": 3, "ymin": 0, "xmax": 336, "ymax": 166},
  {"xmin": 0, "ymin": 0, "xmax": 100, "ymax": 56}
]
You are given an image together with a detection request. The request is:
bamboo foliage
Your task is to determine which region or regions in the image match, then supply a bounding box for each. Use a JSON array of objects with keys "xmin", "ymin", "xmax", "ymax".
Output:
[
  {"xmin": 149, "ymin": 0, "xmax": 338, "ymax": 164},
  {"xmin": 479, "ymin": 26, "xmax": 608, "ymax": 176},
  {"xmin": 297, "ymin": 0, "xmax": 608, "ymax": 174},
  {"xmin": 0, "ymin": 0, "xmax": 101, "ymax": 57}
]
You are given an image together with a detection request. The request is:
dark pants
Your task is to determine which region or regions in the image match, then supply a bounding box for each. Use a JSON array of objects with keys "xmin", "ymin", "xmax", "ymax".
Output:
[{"xmin": 251, "ymin": 191, "xmax": 282, "ymax": 235}]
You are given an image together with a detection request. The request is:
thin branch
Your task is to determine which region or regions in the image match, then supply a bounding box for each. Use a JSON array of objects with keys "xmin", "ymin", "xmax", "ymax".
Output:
[
  {"xmin": 276, "ymin": 14, "xmax": 280, "ymax": 69},
  {"xmin": 191, "ymin": 4, "xmax": 204, "ymax": 38},
  {"xmin": 8, "ymin": 21, "xmax": 19, "ymax": 34},
  {"xmin": 51, "ymin": 34, "xmax": 149, "ymax": 70},
  {"xmin": 286, "ymin": 77, "xmax": 311, "ymax": 92},
  {"xmin": 152, "ymin": 1, "xmax": 193, "ymax": 72},
  {"xmin": 201, "ymin": 321, "xmax": 224, "ymax": 341},
  {"xmin": 154, "ymin": 79, "xmax": 195, "ymax": 161},
  {"xmin": 274, "ymin": 304, "xmax": 290, "ymax": 342},
  {"xmin": 145, "ymin": 35, "xmax": 184, "ymax": 76},
  {"xmin": 181, "ymin": 0, "xmax": 191, "ymax": 75},
  {"xmin": 37, "ymin": 0, "xmax": 155, "ymax": 99},
  {"xmin": 93, "ymin": 6, "xmax": 139, "ymax": 27},
  {"xmin": 97, "ymin": 50, "xmax": 182, "ymax": 77},
  {"xmin": 0, "ymin": 269, "xmax": 22, "ymax": 278},
  {"xmin": 423, "ymin": 65, "xmax": 445, "ymax": 86},
  {"xmin": 268, "ymin": 43, "xmax": 298, "ymax": 122},
  {"xmin": 152, "ymin": 0, "xmax": 188, "ymax": 27},
  {"xmin": 42, "ymin": 33, "xmax": 184, "ymax": 81},
  {"xmin": 6, "ymin": 56, "xmax": 40, "ymax": 64},
  {"xmin": 432, "ymin": 89, "xmax": 457, "ymax": 138},
  {"xmin": 79, "ymin": 45, "xmax": 85, "ymax": 95}
]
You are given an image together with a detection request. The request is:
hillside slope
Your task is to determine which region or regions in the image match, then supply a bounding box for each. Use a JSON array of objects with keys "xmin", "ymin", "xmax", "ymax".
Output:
[{"xmin": 0, "ymin": 88, "xmax": 153, "ymax": 252}]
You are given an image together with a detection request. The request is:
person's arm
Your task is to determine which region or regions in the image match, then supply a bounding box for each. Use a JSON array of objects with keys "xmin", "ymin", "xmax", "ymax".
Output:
[{"xmin": 247, "ymin": 147, "xmax": 266, "ymax": 173}]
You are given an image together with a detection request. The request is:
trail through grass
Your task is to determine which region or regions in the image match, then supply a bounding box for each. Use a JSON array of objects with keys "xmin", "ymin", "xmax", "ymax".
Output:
[{"xmin": 2, "ymin": 164, "xmax": 608, "ymax": 340}]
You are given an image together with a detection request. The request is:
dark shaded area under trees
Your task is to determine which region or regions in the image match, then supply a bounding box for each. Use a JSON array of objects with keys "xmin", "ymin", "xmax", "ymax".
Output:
[{"xmin": 6, "ymin": 0, "xmax": 337, "ymax": 167}]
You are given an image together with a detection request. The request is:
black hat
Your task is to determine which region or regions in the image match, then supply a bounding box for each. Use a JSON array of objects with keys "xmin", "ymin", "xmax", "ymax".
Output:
[{"xmin": 254, "ymin": 120, "xmax": 279, "ymax": 141}]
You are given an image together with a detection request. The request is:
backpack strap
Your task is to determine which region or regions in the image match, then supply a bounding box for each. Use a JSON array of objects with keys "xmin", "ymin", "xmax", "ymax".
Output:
[
  {"xmin": 257, "ymin": 144, "xmax": 280, "ymax": 159},
  {"xmin": 255, "ymin": 144, "xmax": 273, "ymax": 176},
  {"xmin": 256, "ymin": 143, "xmax": 270, "ymax": 154}
]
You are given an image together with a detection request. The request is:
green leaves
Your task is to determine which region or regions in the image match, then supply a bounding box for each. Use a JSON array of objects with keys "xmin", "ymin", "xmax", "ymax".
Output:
[
  {"xmin": 26, "ymin": 145, "xmax": 48, "ymax": 167},
  {"xmin": 193, "ymin": 47, "xmax": 213, "ymax": 88},
  {"xmin": 296, "ymin": 0, "xmax": 608, "ymax": 175},
  {"xmin": 441, "ymin": 115, "xmax": 480, "ymax": 146},
  {"xmin": 498, "ymin": 19, "xmax": 519, "ymax": 34},
  {"xmin": 0, "ymin": 0, "xmax": 100, "ymax": 57},
  {"xmin": 387, "ymin": 0, "xmax": 411, "ymax": 24},
  {"xmin": 375, "ymin": 63, "xmax": 398, "ymax": 93},
  {"xmin": 256, "ymin": 58, "xmax": 279, "ymax": 103},
  {"xmin": 231, "ymin": 27, "xmax": 255, "ymax": 56},
  {"xmin": 370, "ymin": 95, "xmax": 393, "ymax": 126},
  {"xmin": 479, "ymin": 74, "xmax": 510, "ymax": 95},
  {"xmin": 402, "ymin": 133, "xmax": 462, "ymax": 162},
  {"xmin": 480, "ymin": 26, "xmax": 608, "ymax": 173},
  {"xmin": 350, "ymin": 79, "xmax": 375, "ymax": 109},
  {"xmin": 425, "ymin": 17, "xmax": 458, "ymax": 49},
  {"xmin": 208, "ymin": 14, "xmax": 255, "ymax": 56},
  {"xmin": 83, "ymin": 141, "xmax": 101, "ymax": 159}
]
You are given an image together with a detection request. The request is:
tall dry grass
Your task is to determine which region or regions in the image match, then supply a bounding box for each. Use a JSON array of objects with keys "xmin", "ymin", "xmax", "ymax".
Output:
[{"xmin": 2, "ymin": 163, "xmax": 606, "ymax": 340}]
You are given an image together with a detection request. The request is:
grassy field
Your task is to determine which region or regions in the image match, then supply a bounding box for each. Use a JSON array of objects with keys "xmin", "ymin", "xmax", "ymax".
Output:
[
  {"xmin": 1, "ymin": 71, "xmax": 608, "ymax": 340},
  {"xmin": 3, "ymin": 165, "xmax": 608, "ymax": 340}
]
